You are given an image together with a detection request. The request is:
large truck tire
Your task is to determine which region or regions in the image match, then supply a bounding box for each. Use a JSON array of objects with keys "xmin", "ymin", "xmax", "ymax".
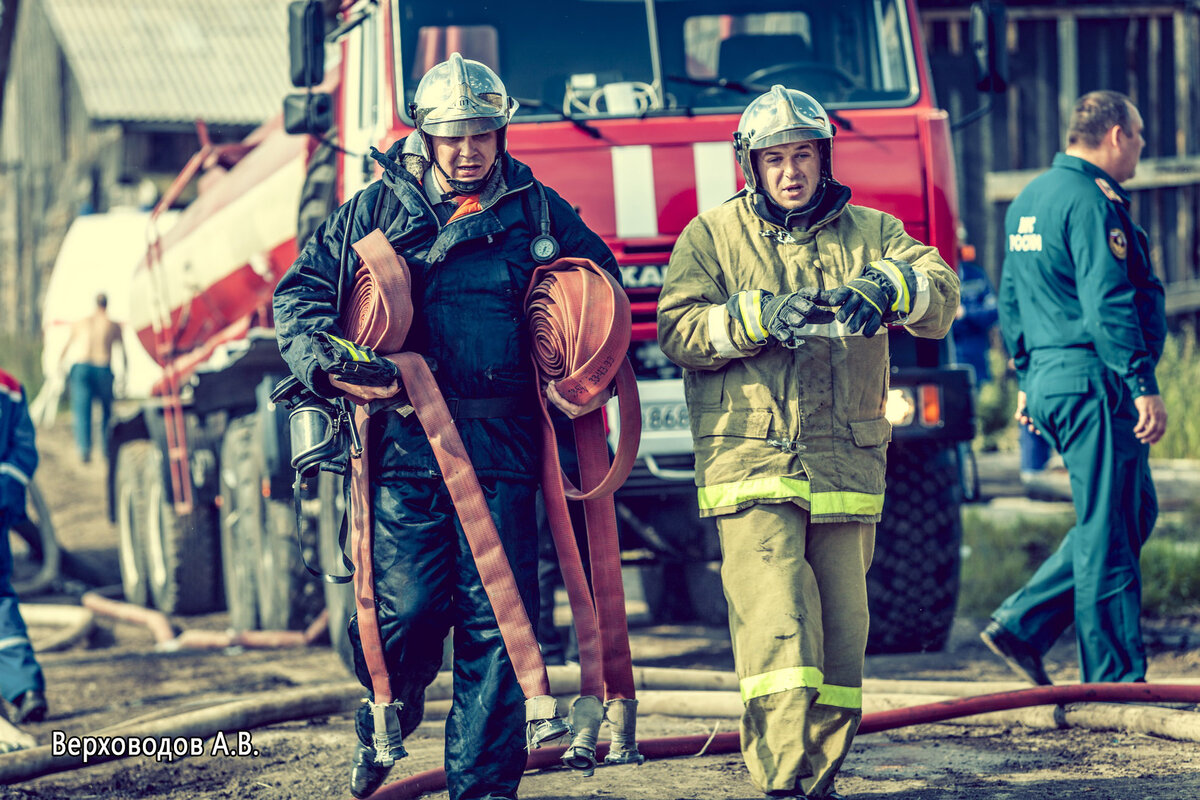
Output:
[
  {"xmin": 318, "ymin": 470, "xmax": 355, "ymax": 674},
  {"xmin": 867, "ymin": 440, "xmax": 964, "ymax": 654},
  {"xmin": 143, "ymin": 446, "xmax": 222, "ymax": 615},
  {"xmin": 296, "ymin": 133, "xmax": 339, "ymax": 249},
  {"xmin": 115, "ymin": 441, "xmax": 154, "ymax": 606},
  {"xmin": 219, "ymin": 417, "xmax": 260, "ymax": 631},
  {"xmin": 257, "ymin": 496, "xmax": 324, "ymax": 631}
]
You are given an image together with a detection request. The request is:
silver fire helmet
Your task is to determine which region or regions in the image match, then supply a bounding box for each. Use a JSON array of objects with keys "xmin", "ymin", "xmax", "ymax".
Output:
[
  {"xmin": 733, "ymin": 85, "xmax": 835, "ymax": 192},
  {"xmin": 410, "ymin": 52, "xmax": 516, "ymax": 141}
]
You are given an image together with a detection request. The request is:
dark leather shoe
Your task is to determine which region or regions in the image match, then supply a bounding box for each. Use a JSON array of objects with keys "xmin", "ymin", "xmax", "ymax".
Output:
[
  {"xmin": 350, "ymin": 741, "xmax": 393, "ymax": 799},
  {"xmin": 14, "ymin": 690, "xmax": 46, "ymax": 723},
  {"xmin": 980, "ymin": 621, "xmax": 1052, "ymax": 686}
]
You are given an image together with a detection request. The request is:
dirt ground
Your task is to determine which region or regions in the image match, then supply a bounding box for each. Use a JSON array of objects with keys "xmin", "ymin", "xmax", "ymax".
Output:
[{"xmin": 4, "ymin": 419, "xmax": 1200, "ymax": 800}]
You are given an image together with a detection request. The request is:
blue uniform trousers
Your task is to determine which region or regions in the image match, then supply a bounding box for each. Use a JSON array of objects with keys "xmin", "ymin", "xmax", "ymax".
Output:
[
  {"xmin": 349, "ymin": 477, "xmax": 538, "ymax": 800},
  {"xmin": 994, "ymin": 348, "xmax": 1155, "ymax": 682},
  {"xmin": 0, "ymin": 509, "xmax": 45, "ymax": 701}
]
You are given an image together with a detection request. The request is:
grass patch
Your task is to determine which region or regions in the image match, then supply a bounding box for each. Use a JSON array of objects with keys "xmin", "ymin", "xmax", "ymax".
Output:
[{"xmin": 959, "ymin": 504, "xmax": 1200, "ymax": 618}]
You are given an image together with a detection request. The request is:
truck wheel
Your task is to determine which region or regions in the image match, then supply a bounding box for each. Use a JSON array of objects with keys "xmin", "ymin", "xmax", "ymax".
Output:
[
  {"xmin": 115, "ymin": 441, "xmax": 153, "ymax": 606},
  {"xmin": 144, "ymin": 446, "xmax": 222, "ymax": 615},
  {"xmin": 318, "ymin": 470, "xmax": 355, "ymax": 674},
  {"xmin": 867, "ymin": 441, "xmax": 963, "ymax": 654},
  {"xmin": 257, "ymin": 496, "xmax": 324, "ymax": 631},
  {"xmin": 219, "ymin": 417, "xmax": 260, "ymax": 630},
  {"xmin": 297, "ymin": 133, "xmax": 339, "ymax": 249}
]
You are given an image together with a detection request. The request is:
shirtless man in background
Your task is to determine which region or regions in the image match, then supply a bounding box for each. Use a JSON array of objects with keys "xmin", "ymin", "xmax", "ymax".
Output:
[{"xmin": 59, "ymin": 294, "xmax": 125, "ymax": 463}]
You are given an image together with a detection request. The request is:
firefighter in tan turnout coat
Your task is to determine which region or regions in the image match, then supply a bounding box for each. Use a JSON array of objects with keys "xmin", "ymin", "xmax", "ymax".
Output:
[{"xmin": 657, "ymin": 86, "xmax": 959, "ymax": 799}]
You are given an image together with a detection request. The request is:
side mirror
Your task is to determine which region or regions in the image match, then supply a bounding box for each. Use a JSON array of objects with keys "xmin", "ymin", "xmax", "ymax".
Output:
[
  {"xmin": 283, "ymin": 93, "xmax": 334, "ymax": 135},
  {"xmin": 969, "ymin": 1, "xmax": 1008, "ymax": 94},
  {"xmin": 288, "ymin": 0, "xmax": 327, "ymax": 88}
]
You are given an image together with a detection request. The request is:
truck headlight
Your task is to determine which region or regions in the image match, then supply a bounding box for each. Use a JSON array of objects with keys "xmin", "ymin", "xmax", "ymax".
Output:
[{"xmin": 885, "ymin": 388, "xmax": 916, "ymax": 426}]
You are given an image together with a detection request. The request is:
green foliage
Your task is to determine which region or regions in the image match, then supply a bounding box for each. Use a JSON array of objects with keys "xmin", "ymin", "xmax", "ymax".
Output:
[
  {"xmin": 970, "ymin": 330, "xmax": 1199, "ymax": 458},
  {"xmin": 0, "ymin": 334, "xmax": 43, "ymax": 396},
  {"xmin": 1154, "ymin": 331, "xmax": 1200, "ymax": 460},
  {"xmin": 959, "ymin": 505, "xmax": 1200, "ymax": 618},
  {"xmin": 958, "ymin": 508, "xmax": 1071, "ymax": 617}
]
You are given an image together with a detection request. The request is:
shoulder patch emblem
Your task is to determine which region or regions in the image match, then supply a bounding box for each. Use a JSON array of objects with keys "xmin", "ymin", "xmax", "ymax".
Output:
[
  {"xmin": 1108, "ymin": 228, "xmax": 1127, "ymax": 260},
  {"xmin": 1095, "ymin": 177, "xmax": 1123, "ymax": 204}
]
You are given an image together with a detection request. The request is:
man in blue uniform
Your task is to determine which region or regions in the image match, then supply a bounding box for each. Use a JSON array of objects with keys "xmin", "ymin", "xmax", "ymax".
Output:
[
  {"xmin": 274, "ymin": 54, "xmax": 616, "ymax": 800},
  {"xmin": 983, "ymin": 90, "xmax": 1167, "ymax": 685},
  {"xmin": 0, "ymin": 369, "xmax": 47, "ymax": 727}
]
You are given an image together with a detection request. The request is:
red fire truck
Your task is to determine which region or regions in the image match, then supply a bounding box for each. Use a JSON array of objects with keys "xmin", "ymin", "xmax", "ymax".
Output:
[{"xmin": 109, "ymin": 0, "xmax": 1006, "ymax": 662}]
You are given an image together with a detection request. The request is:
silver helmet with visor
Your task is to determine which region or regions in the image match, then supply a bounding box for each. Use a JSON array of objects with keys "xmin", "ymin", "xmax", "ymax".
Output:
[
  {"xmin": 733, "ymin": 85, "xmax": 835, "ymax": 193},
  {"xmin": 410, "ymin": 52, "xmax": 517, "ymax": 140}
]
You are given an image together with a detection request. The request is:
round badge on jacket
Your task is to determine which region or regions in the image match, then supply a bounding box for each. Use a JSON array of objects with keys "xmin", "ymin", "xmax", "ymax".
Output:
[{"xmin": 1108, "ymin": 228, "xmax": 1127, "ymax": 260}]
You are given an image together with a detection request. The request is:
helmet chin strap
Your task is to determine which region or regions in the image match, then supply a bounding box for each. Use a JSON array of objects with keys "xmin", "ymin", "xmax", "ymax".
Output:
[{"xmin": 432, "ymin": 158, "xmax": 497, "ymax": 197}]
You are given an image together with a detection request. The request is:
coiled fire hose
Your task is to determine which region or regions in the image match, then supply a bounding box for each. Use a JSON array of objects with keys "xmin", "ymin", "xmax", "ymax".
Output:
[
  {"xmin": 526, "ymin": 258, "xmax": 643, "ymax": 772},
  {"xmin": 337, "ymin": 233, "xmax": 641, "ymax": 772}
]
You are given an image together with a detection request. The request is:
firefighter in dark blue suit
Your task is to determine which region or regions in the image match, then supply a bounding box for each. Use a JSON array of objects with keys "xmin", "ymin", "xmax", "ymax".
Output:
[{"xmin": 982, "ymin": 91, "xmax": 1167, "ymax": 685}]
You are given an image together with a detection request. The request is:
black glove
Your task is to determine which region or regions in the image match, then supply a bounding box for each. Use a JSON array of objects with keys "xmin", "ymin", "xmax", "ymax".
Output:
[
  {"xmin": 818, "ymin": 259, "xmax": 917, "ymax": 338},
  {"xmin": 727, "ymin": 289, "xmax": 836, "ymax": 347},
  {"xmin": 313, "ymin": 333, "xmax": 400, "ymax": 387}
]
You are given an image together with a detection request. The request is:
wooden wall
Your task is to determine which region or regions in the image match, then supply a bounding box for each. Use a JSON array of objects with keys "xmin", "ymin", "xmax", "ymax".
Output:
[{"xmin": 921, "ymin": 1, "xmax": 1200, "ymax": 321}]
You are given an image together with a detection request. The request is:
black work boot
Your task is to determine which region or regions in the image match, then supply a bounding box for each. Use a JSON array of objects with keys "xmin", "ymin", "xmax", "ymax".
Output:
[
  {"xmin": 980, "ymin": 620, "xmax": 1052, "ymax": 686},
  {"xmin": 14, "ymin": 690, "xmax": 47, "ymax": 724},
  {"xmin": 350, "ymin": 741, "xmax": 393, "ymax": 799}
]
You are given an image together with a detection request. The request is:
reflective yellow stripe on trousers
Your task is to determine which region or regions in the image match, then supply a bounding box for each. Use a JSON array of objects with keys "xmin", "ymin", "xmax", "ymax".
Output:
[
  {"xmin": 697, "ymin": 476, "xmax": 883, "ymax": 518},
  {"xmin": 740, "ymin": 666, "xmax": 863, "ymax": 710}
]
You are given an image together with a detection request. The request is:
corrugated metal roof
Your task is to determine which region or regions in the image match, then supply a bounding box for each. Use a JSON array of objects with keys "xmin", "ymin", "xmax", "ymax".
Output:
[{"xmin": 43, "ymin": 0, "xmax": 295, "ymax": 126}]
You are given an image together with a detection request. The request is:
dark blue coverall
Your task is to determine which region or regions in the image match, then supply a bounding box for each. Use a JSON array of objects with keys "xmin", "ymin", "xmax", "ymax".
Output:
[
  {"xmin": 0, "ymin": 370, "xmax": 44, "ymax": 704},
  {"xmin": 994, "ymin": 153, "xmax": 1166, "ymax": 683},
  {"xmin": 274, "ymin": 138, "xmax": 617, "ymax": 800}
]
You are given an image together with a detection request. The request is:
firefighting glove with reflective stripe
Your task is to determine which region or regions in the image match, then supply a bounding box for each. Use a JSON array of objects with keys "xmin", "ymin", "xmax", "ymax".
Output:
[
  {"xmin": 818, "ymin": 258, "xmax": 918, "ymax": 338},
  {"xmin": 726, "ymin": 288, "xmax": 836, "ymax": 348},
  {"xmin": 313, "ymin": 332, "xmax": 401, "ymax": 387}
]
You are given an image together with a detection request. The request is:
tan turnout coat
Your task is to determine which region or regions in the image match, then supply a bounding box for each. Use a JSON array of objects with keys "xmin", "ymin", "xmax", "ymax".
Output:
[{"xmin": 658, "ymin": 190, "xmax": 960, "ymax": 522}]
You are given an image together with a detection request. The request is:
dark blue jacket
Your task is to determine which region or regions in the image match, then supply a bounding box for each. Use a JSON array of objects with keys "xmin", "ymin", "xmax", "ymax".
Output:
[
  {"xmin": 273, "ymin": 139, "xmax": 618, "ymax": 481},
  {"xmin": 0, "ymin": 369, "xmax": 37, "ymax": 513},
  {"xmin": 998, "ymin": 153, "xmax": 1166, "ymax": 397}
]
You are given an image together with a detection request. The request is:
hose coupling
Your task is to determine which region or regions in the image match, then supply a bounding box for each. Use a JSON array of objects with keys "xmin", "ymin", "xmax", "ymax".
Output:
[
  {"xmin": 525, "ymin": 694, "xmax": 570, "ymax": 750},
  {"xmin": 562, "ymin": 694, "xmax": 603, "ymax": 776},
  {"xmin": 367, "ymin": 699, "xmax": 407, "ymax": 766},
  {"xmin": 603, "ymin": 697, "xmax": 644, "ymax": 765}
]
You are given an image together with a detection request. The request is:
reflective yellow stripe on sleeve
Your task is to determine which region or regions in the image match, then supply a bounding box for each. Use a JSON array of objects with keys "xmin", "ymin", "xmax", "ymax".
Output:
[{"xmin": 697, "ymin": 476, "xmax": 883, "ymax": 517}]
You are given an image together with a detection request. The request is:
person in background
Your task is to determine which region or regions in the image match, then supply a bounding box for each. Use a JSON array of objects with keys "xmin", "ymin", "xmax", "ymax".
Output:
[
  {"xmin": 58, "ymin": 293, "xmax": 125, "ymax": 463},
  {"xmin": 984, "ymin": 90, "xmax": 1167, "ymax": 686},
  {"xmin": 951, "ymin": 242, "xmax": 999, "ymax": 387},
  {"xmin": 0, "ymin": 369, "xmax": 47, "ymax": 728},
  {"xmin": 658, "ymin": 85, "xmax": 959, "ymax": 800}
]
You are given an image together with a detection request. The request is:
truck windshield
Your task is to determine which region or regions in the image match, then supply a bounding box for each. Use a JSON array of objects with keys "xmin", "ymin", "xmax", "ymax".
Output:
[{"xmin": 392, "ymin": 0, "xmax": 918, "ymax": 121}]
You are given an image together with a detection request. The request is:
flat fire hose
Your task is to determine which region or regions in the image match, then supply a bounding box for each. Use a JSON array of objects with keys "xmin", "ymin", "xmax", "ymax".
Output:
[{"xmin": 525, "ymin": 258, "xmax": 644, "ymax": 769}]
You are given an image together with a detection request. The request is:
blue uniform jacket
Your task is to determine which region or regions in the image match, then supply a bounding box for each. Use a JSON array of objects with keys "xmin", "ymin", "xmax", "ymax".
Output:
[
  {"xmin": 0, "ymin": 369, "xmax": 37, "ymax": 513},
  {"xmin": 273, "ymin": 139, "xmax": 618, "ymax": 481},
  {"xmin": 998, "ymin": 153, "xmax": 1166, "ymax": 398}
]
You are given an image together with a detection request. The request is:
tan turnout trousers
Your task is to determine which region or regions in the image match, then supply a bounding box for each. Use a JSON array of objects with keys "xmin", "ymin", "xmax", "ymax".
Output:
[{"xmin": 717, "ymin": 501, "xmax": 874, "ymax": 797}]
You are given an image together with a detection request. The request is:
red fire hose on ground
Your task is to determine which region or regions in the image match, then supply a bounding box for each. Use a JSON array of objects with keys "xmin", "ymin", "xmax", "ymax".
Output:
[{"xmin": 363, "ymin": 682, "xmax": 1200, "ymax": 799}]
